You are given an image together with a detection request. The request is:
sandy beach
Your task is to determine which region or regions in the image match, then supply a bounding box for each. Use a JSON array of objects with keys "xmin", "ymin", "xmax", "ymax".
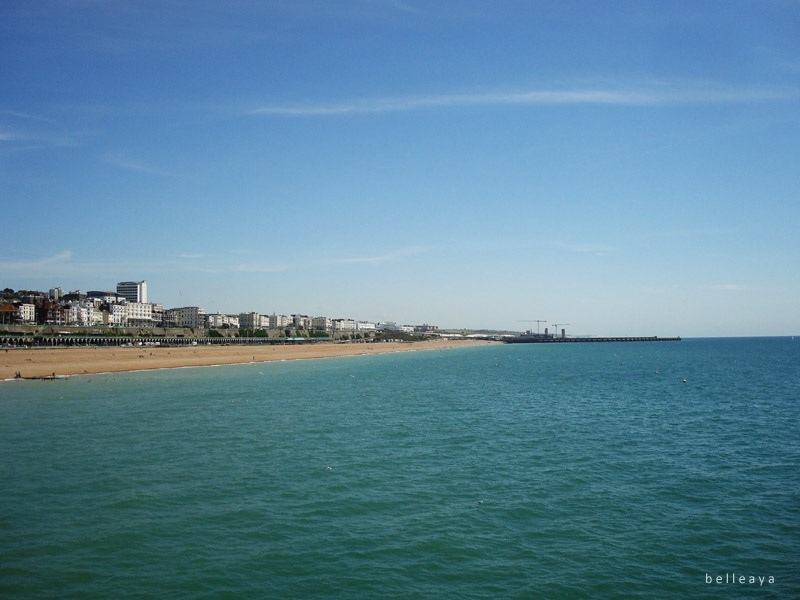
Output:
[{"xmin": 1, "ymin": 339, "xmax": 494, "ymax": 380}]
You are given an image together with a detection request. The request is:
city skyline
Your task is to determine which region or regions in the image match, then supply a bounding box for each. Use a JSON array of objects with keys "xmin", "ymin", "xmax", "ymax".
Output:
[{"xmin": 2, "ymin": 2, "xmax": 799, "ymax": 336}]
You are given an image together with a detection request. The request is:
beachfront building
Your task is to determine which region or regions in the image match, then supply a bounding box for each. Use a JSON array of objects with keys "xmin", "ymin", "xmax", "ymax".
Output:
[
  {"xmin": 65, "ymin": 302, "xmax": 94, "ymax": 326},
  {"xmin": 125, "ymin": 302, "xmax": 153, "ymax": 327},
  {"xmin": 269, "ymin": 313, "xmax": 291, "ymax": 329},
  {"xmin": 160, "ymin": 309, "xmax": 178, "ymax": 328},
  {"xmin": 108, "ymin": 303, "xmax": 128, "ymax": 326},
  {"xmin": 292, "ymin": 314, "xmax": 312, "ymax": 330},
  {"xmin": 312, "ymin": 316, "xmax": 332, "ymax": 332},
  {"xmin": 167, "ymin": 306, "xmax": 206, "ymax": 329},
  {"xmin": 208, "ymin": 313, "xmax": 239, "ymax": 329},
  {"xmin": 150, "ymin": 304, "xmax": 165, "ymax": 327},
  {"xmin": 238, "ymin": 312, "xmax": 262, "ymax": 330},
  {"xmin": 332, "ymin": 318, "xmax": 357, "ymax": 332},
  {"xmin": 19, "ymin": 303, "xmax": 36, "ymax": 324},
  {"xmin": 116, "ymin": 280, "xmax": 148, "ymax": 304},
  {"xmin": 0, "ymin": 303, "xmax": 18, "ymax": 325},
  {"xmin": 357, "ymin": 321, "xmax": 376, "ymax": 332}
]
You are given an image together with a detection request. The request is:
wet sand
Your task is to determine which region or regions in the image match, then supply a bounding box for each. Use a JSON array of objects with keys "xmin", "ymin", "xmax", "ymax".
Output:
[{"xmin": 1, "ymin": 339, "xmax": 494, "ymax": 380}]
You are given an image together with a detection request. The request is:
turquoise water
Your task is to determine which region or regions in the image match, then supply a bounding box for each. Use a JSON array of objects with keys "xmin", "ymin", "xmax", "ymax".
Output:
[{"xmin": 1, "ymin": 338, "xmax": 798, "ymax": 598}]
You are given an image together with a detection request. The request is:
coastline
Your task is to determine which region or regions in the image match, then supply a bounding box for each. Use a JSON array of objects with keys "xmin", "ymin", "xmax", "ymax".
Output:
[{"xmin": 1, "ymin": 339, "xmax": 495, "ymax": 380}]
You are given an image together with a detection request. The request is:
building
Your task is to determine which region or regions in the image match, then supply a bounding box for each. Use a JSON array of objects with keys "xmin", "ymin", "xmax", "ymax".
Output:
[
  {"xmin": 269, "ymin": 314, "xmax": 291, "ymax": 329},
  {"xmin": 150, "ymin": 303, "xmax": 165, "ymax": 327},
  {"xmin": 108, "ymin": 304, "xmax": 128, "ymax": 326},
  {"xmin": 125, "ymin": 302, "xmax": 153, "ymax": 327},
  {"xmin": 312, "ymin": 316, "xmax": 332, "ymax": 332},
  {"xmin": 116, "ymin": 281, "xmax": 148, "ymax": 304},
  {"xmin": 19, "ymin": 304, "xmax": 36, "ymax": 324},
  {"xmin": 332, "ymin": 318, "xmax": 357, "ymax": 332},
  {"xmin": 167, "ymin": 306, "xmax": 206, "ymax": 329},
  {"xmin": 87, "ymin": 291, "xmax": 124, "ymax": 304},
  {"xmin": 0, "ymin": 303, "xmax": 18, "ymax": 325},
  {"xmin": 238, "ymin": 312, "xmax": 262, "ymax": 330},
  {"xmin": 292, "ymin": 314, "xmax": 312, "ymax": 330},
  {"xmin": 357, "ymin": 321, "xmax": 376, "ymax": 332},
  {"xmin": 65, "ymin": 302, "xmax": 94, "ymax": 326},
  {"xmin": 207, "ymin": 313, "xmax": 239, "ymax": 329}
]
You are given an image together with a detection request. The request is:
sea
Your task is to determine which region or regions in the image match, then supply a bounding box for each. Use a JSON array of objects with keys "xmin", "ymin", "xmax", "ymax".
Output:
[{"xmin": 1, "ymin": 338, "xmax": 798, "ymax": 599}]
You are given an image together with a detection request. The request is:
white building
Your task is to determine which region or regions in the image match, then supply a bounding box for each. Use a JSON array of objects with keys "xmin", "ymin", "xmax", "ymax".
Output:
[
  {"xmin": 332, "ymin": 318, "xmax": 357, "ymax": 332},
  {"xmin": 357, "ymin": 321, "xmax": 376, "ymax": 332},
  {"xmin": 292, "ymin": 314, "xmax": 312, "ymax": 330},
  {"xmin": 238, "ymin": 312, "xmax": 262, "ymax": 330},
  {"xmin": 207, "ymin": 313, "xmax": 240, "ymax": 329},
  {"xmin": 312, "ymin": 316, "xmax": 332, "ymax": 332},
  {"xmin": 125, "ymin": 302, "xmax": 153, "ymax": 327},
  {"xmin": 167, "ymin": 306, "xmax": 206, "ymax": 329},
  {"xmin": 116, "ymin": 281, "xmax": 148, "ymax": 304},
  {"xmin": 150, "ymin": 303, "xmax": 165, "ymax": 326},
  {"xmin": 269, "ymin": 314, "xmax": 291, "ymax": 329},
  {"xmin": 18, "ymin": 304, "xmax": 36, "ymax": 324},
  {"xmin": 108, "ymin": 304, "xmax": 128, "ymax": 326},
  {"xmin": 66, "ymin": 302, "xmax": 94, "ymax": 327}
]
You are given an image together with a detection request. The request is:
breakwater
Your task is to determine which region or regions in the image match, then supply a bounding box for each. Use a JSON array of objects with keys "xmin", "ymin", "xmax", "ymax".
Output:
[{"xmin": 504, "ymin": 336, "xmax": 681, "ymax": 344}]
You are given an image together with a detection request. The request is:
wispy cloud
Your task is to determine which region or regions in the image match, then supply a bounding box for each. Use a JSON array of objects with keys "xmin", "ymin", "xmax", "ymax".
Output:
[
  {"xmin": 249, "ymin": 80, "xmax": 795, "ymax": 117},
  {"xmin": 0, "ymin": 123, "xmax": 80, "ymax": 152},
  {"xmin": 0, "ymin": 251, "xmax": 73, "ymax": 272},
  {"xmin": 0, "ymin": 110, "xmax": 57, "ymax": 124},
  {"xmin": 175, "ymin": 253, "xmax": 288, "ymax": 274},
  {"xmin": 100, "ymin": 152, "xmax": 163, "ymax": 175},
  {"xmin": 550, "ymin": 241, "xmax": 615, "ymax": 256},
  {"xmin": 0, "ymin": 250, "xmax": 290, "ymax": 279},
  {"xmin": 320, "ymin": 246, "xmax": 430, "ymax": 265},
  {"xmin": 704, "ymin": 283, "xmax": 748, "ymax": 292},
  {"xmin": 362, "ymin": 0, "xmax": 421, "ymax": 15}
]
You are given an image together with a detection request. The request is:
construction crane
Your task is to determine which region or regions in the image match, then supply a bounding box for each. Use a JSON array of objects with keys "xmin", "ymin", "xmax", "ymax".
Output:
[
  {"xmin": 551, "ymin": 323, "xmax": 571, "ymax": 338},
  {"xmin": 517, "ymin": 319, "xmax": 547, "ymax": 334}
]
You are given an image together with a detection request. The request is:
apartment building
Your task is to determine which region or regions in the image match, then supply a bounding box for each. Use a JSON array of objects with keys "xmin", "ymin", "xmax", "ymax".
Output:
[
  {"xmin": 167, "ymin": 306, "xmax": 206, "ymax": 329},
  {"xmin": 269, "ymin": 314, "xmax": 291, "ymax": 329},
  {"xmin": 125, "ymin": 302, "xmax": 153, "ymax": 327},
  {"xmin": 208, "ymin": 313, "xmax": 240, "ymax": 329},
  {"xmin": 116, "ymin": 281, "xmax": 148, "ymax": 304},
  {"xmin": 238, "ymin": 312, "xmax": 261, "ymax": 330}
]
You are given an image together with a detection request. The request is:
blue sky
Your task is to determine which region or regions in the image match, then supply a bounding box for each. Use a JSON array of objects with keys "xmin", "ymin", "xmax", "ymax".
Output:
[{"xmin": 1, "ymin": 1, "xmax": 798, "ymax": 336}]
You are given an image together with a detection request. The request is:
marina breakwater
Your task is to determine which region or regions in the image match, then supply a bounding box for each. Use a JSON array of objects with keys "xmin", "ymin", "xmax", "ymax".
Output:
[{"xmin": 503, "ymin": 335, "xmax": 681, "ymax": 344}]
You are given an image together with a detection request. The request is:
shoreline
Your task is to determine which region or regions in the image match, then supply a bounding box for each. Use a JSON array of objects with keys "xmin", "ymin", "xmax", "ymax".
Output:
[{"xmin": 1, "ymin": 339, "xmax": 495, "ymax": 381}]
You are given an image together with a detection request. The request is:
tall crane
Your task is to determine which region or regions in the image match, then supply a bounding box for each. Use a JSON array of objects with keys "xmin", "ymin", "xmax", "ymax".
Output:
[
  {"xmin": 551, "ymin": 323, "xmax": 570, "ymax": 338},
  {"xmin": 517, "ymin": 319, "xmax": 547, "ymax": 334}
]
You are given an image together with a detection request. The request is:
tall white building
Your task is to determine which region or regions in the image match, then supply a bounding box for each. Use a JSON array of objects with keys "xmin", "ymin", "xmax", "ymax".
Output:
[{"xmin": 116, "ymin": 281, "xmax": 148, "ymax": 304}]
